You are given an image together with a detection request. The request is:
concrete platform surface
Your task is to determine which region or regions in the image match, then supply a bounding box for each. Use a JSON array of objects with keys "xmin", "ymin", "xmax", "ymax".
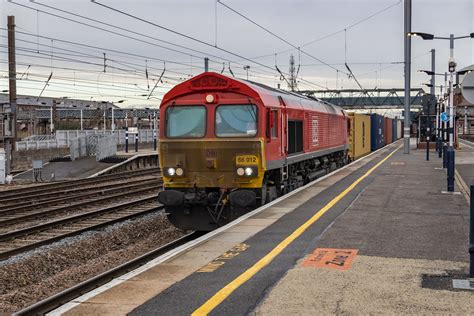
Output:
[
  {"xmin": 256, "ymin": 147, "xmax": 472, "ymax": 314},
  {"xmin": 59, "ymin": 141, "xmax": 472, "ymax": 315},
  {"xmin": 14, "ymin": 157, "xmax": 113, "ymax": 181}
]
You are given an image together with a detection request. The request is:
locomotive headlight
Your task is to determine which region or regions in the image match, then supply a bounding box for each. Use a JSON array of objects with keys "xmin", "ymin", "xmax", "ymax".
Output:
[
  {"xmin": 167, "ymin": 168, "xmax": 176, "ymax": 176},
  {"xmin": 175, "ymin": 167, "xmax": 184, "ymax": 176},
  {"xmin": 244, "ymin": 167, "xmax": 253, "ymax": 176},
  {"xmin": 236, "ymin": 166, "xmax": 257, "ymax": 177},
  {"xmin": 236, "ymin": 167, "xmax": 245, "ymax": 176}
]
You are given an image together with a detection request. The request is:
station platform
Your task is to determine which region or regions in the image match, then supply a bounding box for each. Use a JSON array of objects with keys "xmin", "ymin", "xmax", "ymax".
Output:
[
  {"xmin": 13, "ymin": 149, "xmax": 158, "ymax": 181},
  {"xmin": 458, "ymin": 138, "xmax": 474, "ymax": 191},
  {"xmin": 56, "ymin": 141, "xmax": 472, "ymax": 315},
  {"xmin": 13, "ymin": 157, "xmax": 113, "ymax": 181}
]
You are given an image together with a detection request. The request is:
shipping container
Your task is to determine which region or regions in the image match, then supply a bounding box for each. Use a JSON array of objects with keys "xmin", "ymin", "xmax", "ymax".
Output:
[
  {"xmin": 384, "ymin": 117, "xmax": 393, "ymax": 145},
  {"xmin": 348, "ymin": 113, "xmax": 371, "ymax": 160},
  {"xmin": 392, "ymin": 119, "xmax": 397, "ymax": 142},
  {"xmin": 397, "ymin": 120, "xmax": 402, "ymax": 139},
  {"xmin": 370, "ymin": 114, "xmax": 385, "ymax": 151}
]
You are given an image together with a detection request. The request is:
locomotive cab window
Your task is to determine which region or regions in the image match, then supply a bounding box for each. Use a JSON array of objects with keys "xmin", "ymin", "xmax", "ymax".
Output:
[
  {"xmin": 215, "ymin": 104, "xmax": 257, "ymax": 137},
  {"xmin": 166, "ymin": 105, "xmax": 206, "ymax": 138}
]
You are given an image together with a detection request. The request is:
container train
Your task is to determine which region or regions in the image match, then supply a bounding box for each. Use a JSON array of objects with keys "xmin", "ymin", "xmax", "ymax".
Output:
[
  {"xmin": 347, "ymin": 113, "xmax": 402, "ymax": 161},
  {"xmin": 157, "ymin": 72, "xmax": 347, "ymax": 231},
  {"xmin": 157, "ymin": 72, "xmax": 401, "ymax": 231}
]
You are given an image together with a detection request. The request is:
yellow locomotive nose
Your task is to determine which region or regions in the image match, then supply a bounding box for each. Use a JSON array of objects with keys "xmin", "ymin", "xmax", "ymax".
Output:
[
  {"xmin": 159, "ymin": 139, "xmax": 265, "ymax": 189},
  {"xmin": 206, "ymin": 158, "xmax": 217, "ymax": 169}
]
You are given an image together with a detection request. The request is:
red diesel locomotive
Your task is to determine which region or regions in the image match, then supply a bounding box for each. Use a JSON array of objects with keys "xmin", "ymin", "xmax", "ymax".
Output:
[{"xmin": 158, "ymin": 72, "xmax": 348, "ymax": 231}]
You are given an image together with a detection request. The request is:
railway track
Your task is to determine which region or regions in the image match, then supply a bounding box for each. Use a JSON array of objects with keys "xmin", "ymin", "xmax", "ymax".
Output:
[
  {"xmin": 0, "ymin": 177, "xmax": 161, "ymax": 210},
  {"xmin": 0, "ymin": 167, "xmax": 160, "ymax": 201},
  {"xmin": 0, "ymin": 196, "xmax": 164, "ymax": 260},
  {"xmin": 0, "ymin": 167, "xmax": 164, "ymax": 260},
  {"xmin": 0, "ymin": 180, "xmax": 162, "ymax": 229},
  {"xmin": 12, "ymin": 232, "xmax": 200, "ymax": 316}
]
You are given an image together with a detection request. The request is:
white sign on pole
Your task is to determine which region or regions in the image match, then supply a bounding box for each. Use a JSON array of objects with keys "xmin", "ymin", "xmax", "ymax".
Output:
[
  {"xmin": 128, "ymin": 127, "xmax": 138, "ymax": 134},
  {"xmin": 461, "ymin": 71, "xmax": 474, "ymax": 104}
]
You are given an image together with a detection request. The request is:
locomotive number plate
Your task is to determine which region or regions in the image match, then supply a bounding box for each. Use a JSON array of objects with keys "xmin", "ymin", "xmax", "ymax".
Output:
[{"xmin": 236, "ymin": 155, "xmax": 259, "ymax": 165}]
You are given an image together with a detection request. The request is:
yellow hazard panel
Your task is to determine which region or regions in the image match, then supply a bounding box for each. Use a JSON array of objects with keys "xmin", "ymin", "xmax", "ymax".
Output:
[{"xmin": 236, "ymin": 155, "xmax": 259, "ymax": 165}]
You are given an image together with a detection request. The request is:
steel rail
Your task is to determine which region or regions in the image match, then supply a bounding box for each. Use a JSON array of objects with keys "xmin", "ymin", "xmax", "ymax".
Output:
[
  {"xmin": 0, "ymin": 198, "xmax": 163, "ymax": 260},
  {"xmin": 12, "ymin": 232, "xmax": 200, "ymax": 316},
  {"xmin": 0, "ymin": 184, "xmax": 162, "ymax": 226},
  {"xmin": 0, "ymin": 177, "xmax": 161, "ymax": 210},
  {"xmin": 0, "ymin": 167, "xmax": 160, "ymax": 199}
]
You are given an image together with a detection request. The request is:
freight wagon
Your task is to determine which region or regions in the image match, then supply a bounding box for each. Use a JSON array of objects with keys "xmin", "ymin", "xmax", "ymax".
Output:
[
  {"xmin": 384, "ymin": 118, "xmax": 393, "ymax": 145},
  {"xmin": 348, "ymin": 113, "xmax": 371, "ymax": 161},
  {"xmin": 397, "ymin": 120, "xmax": 402, "ymax": 139},
  {"xmin": 392, "ymin": 119, "xmax": 397, "ymax": 142},
  {"xmin": 370, "ymin": 114, "xmax": 385, "ymax": 151}
]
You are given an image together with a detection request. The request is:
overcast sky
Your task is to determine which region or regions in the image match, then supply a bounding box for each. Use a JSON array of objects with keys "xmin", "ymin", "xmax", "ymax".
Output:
[{"xmin": 1, "ymin": 0, "xmax": 473, "ymax": 107}]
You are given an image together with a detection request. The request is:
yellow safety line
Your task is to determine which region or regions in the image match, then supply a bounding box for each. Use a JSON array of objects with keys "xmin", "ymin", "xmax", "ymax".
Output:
[{"xmin": 192, "ymin": 144, "xmax": 402, "ymax": 316}]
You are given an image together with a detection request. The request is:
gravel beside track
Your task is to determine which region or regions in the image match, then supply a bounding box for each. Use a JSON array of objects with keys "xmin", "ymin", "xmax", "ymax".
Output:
[{"xmin": 0, "ymin": 212, "xmax": 184, "ymax": 314}]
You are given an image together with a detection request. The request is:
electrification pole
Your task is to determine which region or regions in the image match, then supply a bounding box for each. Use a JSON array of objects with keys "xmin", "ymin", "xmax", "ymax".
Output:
[
  {"xmin": 430, "ymin": 49, "xmax": 436, "ymax": 155},
  {"xmin": 6, "ymin": 15, "xmax": 17, "ymax": 175},
  {"xmin": 403, "ymin": 0, "xmax": 412, "ymax": 154}
]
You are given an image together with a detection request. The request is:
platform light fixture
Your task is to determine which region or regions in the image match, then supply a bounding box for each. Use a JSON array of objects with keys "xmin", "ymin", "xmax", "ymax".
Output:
[{"xmin": 408, "ymin": 32, "xmax": 434, "ymax": 40}]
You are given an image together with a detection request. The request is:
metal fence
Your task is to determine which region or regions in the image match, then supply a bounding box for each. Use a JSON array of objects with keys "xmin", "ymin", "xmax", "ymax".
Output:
[
  {"xmin": 17, "ymin": 129, "xmax": 155, "ymax": 151},
  {"xmin": 16, "ymin": 140, "xmax": 61, "ymax": 150},
  {"xmin": 56, "ymin": 130, "xmax": 155, "ymax": 146},
  {"xmin": 68, "ymin": 134, "xmax": 117, "ymax": 161},
  {"xmin": 23, "ymin": 135, "xmax": 56, "ymax": 141},
  {"xmin": 69, "ymin": 136, "xmax": 87, "ymax": 160},
  {"xmin": 95, "ymin": 135, "xmax": 117, "ymax": 161}
]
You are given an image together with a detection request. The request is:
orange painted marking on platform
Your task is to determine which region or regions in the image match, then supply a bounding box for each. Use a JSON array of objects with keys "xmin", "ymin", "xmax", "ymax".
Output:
[{"xmin": 302, "ymin": 248, "xmax": 358, "ymax": 270}]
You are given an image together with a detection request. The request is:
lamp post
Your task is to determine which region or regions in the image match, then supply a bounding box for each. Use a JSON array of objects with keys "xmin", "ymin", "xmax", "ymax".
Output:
[
  {"xmin": 418, "ymin": 72, "xmax": 449, "ymax": 156},
  {"xmin": 403, "ymin": 0, "xmax": 412, "ymax": 154},
  {"xmin": 244, "ymin": 65, "xmax": 250, "ymax": 80},
  {"xmin": 409, "ymin": 31, "xmax": 474, "ymax": 192},
  {"xmin": 418, "ymin": 48, "xmax": 437, "ymax": 152}
]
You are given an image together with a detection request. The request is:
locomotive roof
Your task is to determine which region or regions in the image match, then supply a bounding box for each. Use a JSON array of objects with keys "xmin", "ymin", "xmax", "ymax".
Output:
[
  {"xmin": 161, "ymin": 72, "xmax": 344, "ymax": 116},
  {"xmin": 234, "ymin": 76, "xmax": 343, "ymax": 115}
]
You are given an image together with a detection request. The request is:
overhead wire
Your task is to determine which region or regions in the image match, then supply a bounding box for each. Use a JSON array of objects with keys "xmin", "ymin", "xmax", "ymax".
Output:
[
  {"xmin": 242, "ymin": 0, "xmax": 402, "ymax": 61},
  {"xmin": 217, "ymin": 0, "xmax": 347, "ymax": 75},
  {"xmin": 10, "ymin": 1, "xmax": 217, "ymax": 62},
  {"xmin": 89, "ymin": 0, "xmax": 329, "ymax": 90},
  {"xmin": 2, "ymin": 1, "xmax": 404, "ymax": 97},
  {"xmin": 2, "ymin": 28, "xmax": 280, "ymax": 83},
  {"xmin": 10, "ymin": 1, "xmax": 279, "ymax": 79}
]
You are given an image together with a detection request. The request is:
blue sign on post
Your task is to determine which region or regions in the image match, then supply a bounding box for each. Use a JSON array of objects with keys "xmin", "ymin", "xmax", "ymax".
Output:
[{"xmin": 441, "ymin": 112, "xmax": 449, "ymax": 123}]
